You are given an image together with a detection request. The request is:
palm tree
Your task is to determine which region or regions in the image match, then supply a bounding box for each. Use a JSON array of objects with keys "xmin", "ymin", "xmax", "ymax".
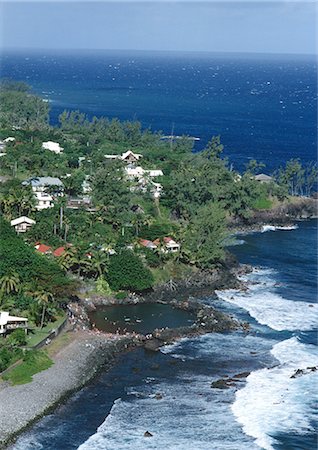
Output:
[
  {"xmin": 0, "ymin": 271, "xmax": 20, "ymax": 295},
  {"xmin": 57, "ymin": 247, "xmax": 77, "ymax": 271},
  {"xmin": 30, "ymin": 290, "xmax": 54, "ymax": 329},
  {"xmin": 90, "ymin": 251, "xmax": 109, "ymax": 279}
]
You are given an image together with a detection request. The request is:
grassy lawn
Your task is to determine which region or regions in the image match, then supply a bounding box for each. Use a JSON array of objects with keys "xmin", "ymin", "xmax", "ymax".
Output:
[
  {"xmin": 253, "ymin": 196, "xmax": 273, "ymax": 210},
  {"xmin": 26, "ymin": 314, "xmax": 67, "ymax": 348},
  {"xmin": 2, "ymin": 350, "xmax": 53, "ymax": 385}
]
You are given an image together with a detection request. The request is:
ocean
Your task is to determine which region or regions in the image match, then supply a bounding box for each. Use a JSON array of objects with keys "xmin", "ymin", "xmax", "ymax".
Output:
[
  {"xmin": 9, "ymin": 220, "xmax": 318, "ymax": 450},
  {"xmin": 0, "ymin": 49, "xmax": 316, "ymax": 172},
  {"xmin": 1, "ymin": 50, "xmax": 317, "ymax": 449}
]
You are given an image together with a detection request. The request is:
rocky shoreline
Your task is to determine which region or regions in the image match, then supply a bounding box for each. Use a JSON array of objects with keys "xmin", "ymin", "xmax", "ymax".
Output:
[
  {"xmin": 1, "ymin": 261, "xmax": 250, "ymax": 449},
  {"xmin": 0, "ymin": 332, "xmax": 142, "ymax": 449},
  {"xmin": 228, "ymin": 197, "xmax": 317, "ymax": 234}
]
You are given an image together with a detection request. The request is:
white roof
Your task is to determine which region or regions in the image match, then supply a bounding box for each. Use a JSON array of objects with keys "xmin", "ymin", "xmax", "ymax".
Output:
[
  {"xmin": 166, "ymin": 240, "xmax": 180, "ymax": 248},
  {"xmin": 145, "ymin": 169, "xmax": 164, "ymax": 177},
  {"xmin": 125, "ymin": 166, "xmax": 145, "ymax": 177},
  {"xmin": 23, "ymin": 177, "xmax": 63, "ymax": 188},
  {"xmin": 254, "ymin": 173, "xmax": 273, "ymax": 181},
  {"xmin": 121, "ymin": 150, "xmax": 142, "ymax": 160},
  {"xmin": 0, "ymin": 311, "xmax": 28, "ymax": 326},
  {"xmin": 42, "ymin": 141, "xmax": 64, "ymax": 152},
  {"xmin": 3, "ymin": 137, "xmax": 16, "ymax": 143},
  {"xmin": 104, "ymin": 154, "xmax": 120, "ymax": 159},
  {"xmin": 10, "ymin": 216, "xmax": 36, "ymax": 226}
]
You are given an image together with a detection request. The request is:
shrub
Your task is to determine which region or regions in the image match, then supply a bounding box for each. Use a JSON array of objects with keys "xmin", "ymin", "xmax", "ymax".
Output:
[
  {"xmin": 96, "ymin": 276, "xmax": 112, "ymax": 295},
  {"xmin": 6, "ymin": 329, "xmax": 27, "ymax": 347},
  {"xmin": 107, "ymin": 250, "xmax": 154, "ymax": 292},
  {"xmin": 115, "ymin": 291, "xmax": 128, "ymax": 300},
  {"xmin": 142, "ymin": 248, "xmax": 161, "ymax": 268}
]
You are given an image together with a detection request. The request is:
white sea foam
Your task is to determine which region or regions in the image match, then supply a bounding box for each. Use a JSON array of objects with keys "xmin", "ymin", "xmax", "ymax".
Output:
[
  {"xmin": 77, "ymin": 383, "xmax": 258, "ymax": 450},
  {"xmin": 261, "ymin": 224, "xmax": 298, "ymax": 233},
  {"xmin": 232, "ymin": 337, "xmax": 318, "ymax": 450},
  {"xmin": 216, "ymin": 269, "xmax": 318, "ymax": 331},
  {"xmin": 78, "ymin": 333, "xmax": 273, "ymax": 450}
]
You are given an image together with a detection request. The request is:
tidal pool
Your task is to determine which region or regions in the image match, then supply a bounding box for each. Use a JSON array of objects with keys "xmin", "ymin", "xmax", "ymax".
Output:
[{"xmin": 88, "ymin": 303, "xmax": 195, "ymax": 334}]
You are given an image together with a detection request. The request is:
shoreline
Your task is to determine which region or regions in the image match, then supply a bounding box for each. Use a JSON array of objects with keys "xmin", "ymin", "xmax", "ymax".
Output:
[
  {"xmin": 0, "ymin": 262, "xmax": 245, "ymax": 449},
  {"xmin": 2, "ymin": 217, "xmax": 315, "ymax": 448},
  {"xmin": 0, "ymin": 331, "xmax": 142, "ymax": 449}
]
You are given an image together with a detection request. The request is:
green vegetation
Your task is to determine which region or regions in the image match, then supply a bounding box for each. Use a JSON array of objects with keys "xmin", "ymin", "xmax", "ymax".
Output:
[
  {"xmin": 2, "ymin": 350, "xmax": 53, "ymax": 385},
  {"xmin": 108, "ymin": 250, "xmax": 154, "ymax": 291},
  {"xmin": 0, "ymin": 80, "xmax": 316, "ymax": 376}
]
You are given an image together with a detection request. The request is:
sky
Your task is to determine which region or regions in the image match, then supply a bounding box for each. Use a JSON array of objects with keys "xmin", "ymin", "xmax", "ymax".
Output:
[{"xmin": 0, "ymin": 1, "xmax": 316, "ymax": 55}]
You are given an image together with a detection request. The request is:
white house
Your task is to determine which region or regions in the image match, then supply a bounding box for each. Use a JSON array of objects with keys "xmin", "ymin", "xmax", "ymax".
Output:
[
  {"xmin": 10, "ymin": 216, "xmax": 36, "ymax": 233},
  {"xmin": 0, "ymin": 312, "xmax": 28, "ymax": 336},
  {"xmin": 42, "ymin": 141, "xmax": 64, "ymax": 154},
  {"xmin": 82, "ymin": 175, "xmax": 92, "ymax": 194},
  {"xmin": 3, "ymin": 137, "xmax": 16, "ymax": 143},
  {"xmin": 22, "ymin": 177, "xmax": 64, "ymax": 210},
  {"xmin": 121, "ymin": 150, "xmax": 142, "ymax": 163},
  {"xmin": 144, "ymin": 169, "xmax": 164, "ymax": 178},
  {"xmin": 154, "ymin": 237, "xmax": 180, "ymax": 253},
  {"xmin": 152, "ymin": 182, "xmax": 163, "ymax": 199},
  {"xmin": 254, "ymin": 174, "xmax": 273, "ymax": 184},
  {"xmin": 125, "ymin": 166, "xmax": 145, "ymax": 179},
  {"xmin": 104, "ymin": 150, "xmax": 143, "ymax": 164},
  {"xmin": 164, "ymin": 237, "xmax": 180, "ymax": 253}
]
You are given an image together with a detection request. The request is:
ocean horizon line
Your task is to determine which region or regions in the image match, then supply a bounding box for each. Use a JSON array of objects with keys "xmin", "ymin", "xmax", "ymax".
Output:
[{"xmin": 1, "ymin": 47, "xmax": 316, "ymax": 59}]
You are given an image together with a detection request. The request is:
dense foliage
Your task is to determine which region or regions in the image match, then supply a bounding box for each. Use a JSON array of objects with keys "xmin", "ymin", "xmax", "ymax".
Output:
[
  {"xmin": 0, "ymin": 80, "xmax": 316, "ymax": 298},
  {"xmin": 107, "ymin": 250, "xmax": 154, "ymax": 291}
]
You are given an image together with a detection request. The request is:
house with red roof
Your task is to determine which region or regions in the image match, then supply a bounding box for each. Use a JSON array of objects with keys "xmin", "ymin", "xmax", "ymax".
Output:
[
  {"xmin": 139, "ymin": 239, "xmax": 157, "ymax": 250},
  {"xmin": 153, "ymin": 237, "xmax": 180, "ymax": 253},
  {"xmin": 53, "ymin": 246, "xmax": 65, "ymax": 257},
  {"xmin": 34, "ymin": 243, "xmax": 52, "ymax": 254}
]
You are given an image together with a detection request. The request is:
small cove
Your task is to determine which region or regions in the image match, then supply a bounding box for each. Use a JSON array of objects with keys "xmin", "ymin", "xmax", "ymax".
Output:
[{"xmin": 88, "ymin": 303, "xmax": 196, "ymax": 335}]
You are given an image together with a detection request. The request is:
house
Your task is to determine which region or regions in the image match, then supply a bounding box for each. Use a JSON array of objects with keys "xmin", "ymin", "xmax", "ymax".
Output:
[
  {"xmin": 82, "ymin": 176, "xmax": 92, "ymax": 194},
  {"xmin": 104, "ymin": 150, "xmax": 143, "ymax": 164},
  {"xmin": 0, "ymin": 312, "xmax": 28, "ymax": 336},
  {"xmin": 125, "ymin": 166, "xmax": 145, "ymax": 179},
  {"xmin": 0, "ymin": 141, "xmax": 6, "ymax": 152},
  {"xmin": 254, "ymin": 174, "xmax": 273, "ymax": 184},
  {"xmin": 163, "ymin": 237, "xmax": 180, "ymax": 253},
  {"xmin": 144, "ymin": 169, "xmax": 164, "ymax": 178},
  {"xmin": 153, "ymin": 237, "xmax": 180, "ymax": 253},
  {"xmin": 22, "ymin": 177, "xmax": 64, "ymax": 210},
  {"xmin": 53, "ymin": 246, "xmax": 66, "ymax": 257},
  {"xmin": 10, "ymin": 216, "xmax": 36, "ymax": 233},
  {"xmin": 139, "ymin": 239, "xmax": 157, "ymax": 250},
  {"xmin": 3, "ymin": 137, "xmax": 16, "ymax": 143},
  {"xmin": 121, "ymin": 150, "xmax": 142, "ymax": 163},
  {"xmin": 42, "ymin": 141, "xmax": 64, "ymax": 154},
  {"xmin": 34, "ymin": 243, "xmax": 52, "ymax": 254},
  {"xmin": 66, "ymin": 197, "xmax": 96, "ymax": 212},
  {"xmin": 152, "ymin": 182, "xmax": 163, "ymax": 199}
]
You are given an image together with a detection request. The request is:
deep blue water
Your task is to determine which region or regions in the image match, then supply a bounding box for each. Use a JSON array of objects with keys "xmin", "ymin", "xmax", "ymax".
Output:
[
  {"xmin": 10, "ymin": 220, "xmax": 318, "ymax": 450},
  {"xmin": 1, "ymin": 50, "xmax": 317, "ymax": 449},
  {"xmin": 0, "ymin": 49, "xmax": 317, "ymax": 172}
]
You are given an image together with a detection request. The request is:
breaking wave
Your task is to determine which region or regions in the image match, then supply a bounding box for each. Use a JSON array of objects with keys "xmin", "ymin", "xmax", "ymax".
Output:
[{"xmin": 232, "ymin": 337, "xmax": 318, "ymax": 450}]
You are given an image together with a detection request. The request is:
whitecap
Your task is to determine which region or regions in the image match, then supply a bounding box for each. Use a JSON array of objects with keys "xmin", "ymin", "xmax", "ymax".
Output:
[
  {"xmin": 78, "ymin": 378, "xmax": 258, "ymax": 450},
  {"xmin": 216, "ymin": 269, "xmax": 318, "ymax": 331},
  {"xmin": 261, "ymin": 224, "xmax": 298, "ymax": 233},
  {"xmin": 78, "ymin": 333, "xmax": 273, "ymax": 450},
  {"xmin": 232, "ymin": 337, "xmax": 318, "ymax": 450}
]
